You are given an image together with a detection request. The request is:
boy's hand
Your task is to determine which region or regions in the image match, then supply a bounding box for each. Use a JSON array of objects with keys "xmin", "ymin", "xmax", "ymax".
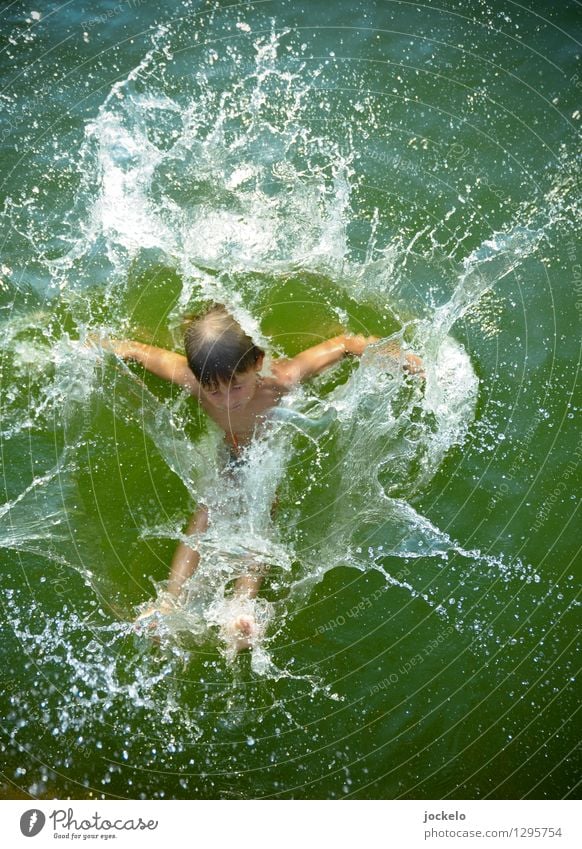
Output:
[
  {"xmin": 84, "ymin": 333, "xmax": 118, "ymax": 354},
  {"xmin": 344, "ymin": 335, "xmax": 424, "ymax": 377},
  {"xmin": 403, "ymin": 352, "xmax": 425, "ymax": 377},
  {"xmin": 343, "ymin": 334, "xmax": 380, "ymax": 356},
  {"xmin": 134, "ymin": 596, "xmax": 177, "ymax": 631},
  {"xmin": 84, "ymin": 332, "xmax": 104, "ymax": 350}
]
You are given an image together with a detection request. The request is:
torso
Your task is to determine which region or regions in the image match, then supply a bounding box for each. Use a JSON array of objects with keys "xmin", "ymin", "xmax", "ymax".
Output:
[{"xmin": 193, "ymin": 365, "xmax": 291, "ymax": 455}]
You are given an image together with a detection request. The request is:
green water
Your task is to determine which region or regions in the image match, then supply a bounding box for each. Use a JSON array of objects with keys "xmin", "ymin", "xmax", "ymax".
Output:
[{"xmin": 0, "ymin": 0, "xmax": 580, "ymax": 800}]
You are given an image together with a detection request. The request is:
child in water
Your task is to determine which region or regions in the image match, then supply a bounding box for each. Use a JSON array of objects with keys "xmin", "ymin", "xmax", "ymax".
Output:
[{"xmin": 102, "ymin": 305, "xmax": 422, "ymax": 653}]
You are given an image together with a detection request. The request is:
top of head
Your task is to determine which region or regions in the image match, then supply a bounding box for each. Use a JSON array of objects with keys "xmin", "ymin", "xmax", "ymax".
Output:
[{"xmin": 184, "ymin": 304, "xmax": 263, "ymax": 389}]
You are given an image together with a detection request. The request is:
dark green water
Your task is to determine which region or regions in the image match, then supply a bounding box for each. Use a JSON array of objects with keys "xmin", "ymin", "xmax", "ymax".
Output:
[{"xmin": 0, "ymin": 0, "xmax": 580, "ymax": 800}]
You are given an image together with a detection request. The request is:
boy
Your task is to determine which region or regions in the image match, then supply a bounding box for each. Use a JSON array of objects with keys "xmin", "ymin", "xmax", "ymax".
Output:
[{"xmin": 101, "ymin": 305, "xmax": 422, "ymax": 652}]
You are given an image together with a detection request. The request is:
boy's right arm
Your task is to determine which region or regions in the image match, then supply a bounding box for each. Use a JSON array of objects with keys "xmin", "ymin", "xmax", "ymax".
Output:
[{"xmin": 100, "ymin": 339, "xmax": 199, "ymax": 393}]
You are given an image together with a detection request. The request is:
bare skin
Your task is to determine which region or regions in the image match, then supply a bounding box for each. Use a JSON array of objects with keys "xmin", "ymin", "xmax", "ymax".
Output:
[{"xmin": 100, "ymin": 332, "xmax": 423, "ymax": 651}]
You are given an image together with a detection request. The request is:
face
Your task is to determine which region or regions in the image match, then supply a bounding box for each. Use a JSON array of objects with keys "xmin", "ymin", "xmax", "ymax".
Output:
[{"xmin": 200, "ymin": 363, "xmax": 262, "ymax": 413}]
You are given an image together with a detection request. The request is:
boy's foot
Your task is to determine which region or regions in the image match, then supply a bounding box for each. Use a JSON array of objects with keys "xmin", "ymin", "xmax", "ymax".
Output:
[{"xmin": 222, "ymin": 613, "xmax": 261, "ymax": 653}]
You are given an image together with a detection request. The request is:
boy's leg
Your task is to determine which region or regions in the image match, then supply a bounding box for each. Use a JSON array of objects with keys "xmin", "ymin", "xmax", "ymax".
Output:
[
  {"xmin": 222, "ymin": 495, "xmax": 279, "ymax": 650},
  {"xmin": 233, "ymin": 564, "xmax": 264, "ymax": 599},
  {"xmin": 167, "ymin": 505, "xmax": 209, "ymax": 598},
  {"xmin": 221, "ymin": 561, "xmax": 267, "ymax": 652},
  {"xmin": 135, "ymin": 505, "xmax": 209, "ymax": 625}
]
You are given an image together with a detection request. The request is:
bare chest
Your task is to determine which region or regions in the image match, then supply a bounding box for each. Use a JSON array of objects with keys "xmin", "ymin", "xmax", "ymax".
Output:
[{"xmin": 199, "ymin": 382, "xmax": 284, "ymax": 449}]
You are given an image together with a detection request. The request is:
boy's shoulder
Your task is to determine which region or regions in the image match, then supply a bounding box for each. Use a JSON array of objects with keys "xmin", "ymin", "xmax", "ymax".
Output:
[{"xmin": 268, "ymin": 357, "xmax": 301, "ymax": 391}]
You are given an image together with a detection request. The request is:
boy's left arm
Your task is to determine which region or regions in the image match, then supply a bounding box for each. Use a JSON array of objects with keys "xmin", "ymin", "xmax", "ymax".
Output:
[
  {"xmin": 275, "ymin": 334, "xmax": 374, "ymax": 386},
  {"xmin": 276, "ymin": 334, "xmax": 424, "ymax": 386}
]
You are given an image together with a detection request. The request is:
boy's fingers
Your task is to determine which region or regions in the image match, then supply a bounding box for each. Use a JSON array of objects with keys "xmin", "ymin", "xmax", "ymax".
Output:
[
  {"xmin": 134, "ymin": 598, "xmax": 176, "ymax": 625},
  {"xmin": 84, "ymin": 333, "xmax": 107, "ymax": 352}
]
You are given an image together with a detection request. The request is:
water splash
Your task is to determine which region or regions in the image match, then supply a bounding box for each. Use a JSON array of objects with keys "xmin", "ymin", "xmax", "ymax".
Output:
[{"xmin": 0, "ymin": 17, "xmax": 577, "ymax": 756}]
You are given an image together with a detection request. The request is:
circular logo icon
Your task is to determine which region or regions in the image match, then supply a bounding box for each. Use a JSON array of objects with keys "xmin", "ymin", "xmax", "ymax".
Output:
[{"xmin": 20, "ymin": 810, "xmax": 46, "ymax": 837}]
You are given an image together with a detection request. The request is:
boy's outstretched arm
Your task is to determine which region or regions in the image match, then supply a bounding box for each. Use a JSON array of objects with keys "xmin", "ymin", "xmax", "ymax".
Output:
[
  {"xmin": 96, "ymin": 339, "xmax": 199, "ymax": 392},
  {"xmin": 276, "ymin": 333, "xmax": 423, "ymax": 385},
  {"xmin": 276, "ymin": 334, "xmax": 377, "ymax": 385}
]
